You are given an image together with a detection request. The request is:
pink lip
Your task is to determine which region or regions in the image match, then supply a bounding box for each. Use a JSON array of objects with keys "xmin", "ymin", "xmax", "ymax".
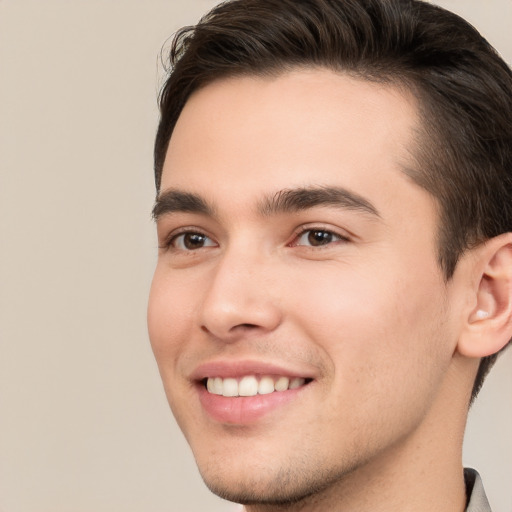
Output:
[
  {"xmin": 196, "ymin": 383, "xmax": 308, "ymax": 424},
  {"xmin": 191, "ymin": 359, "xmax": 314, "ymax": 380},
  {"xmin": 191, "ymin": 360, "xmax": 315, "ymax": 425}
]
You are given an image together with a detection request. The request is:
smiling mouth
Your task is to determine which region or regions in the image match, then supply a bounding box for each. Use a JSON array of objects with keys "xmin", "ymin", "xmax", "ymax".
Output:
[{"xmin": 203, "ymin": 375, "xmax": 313, "ymax": 397}]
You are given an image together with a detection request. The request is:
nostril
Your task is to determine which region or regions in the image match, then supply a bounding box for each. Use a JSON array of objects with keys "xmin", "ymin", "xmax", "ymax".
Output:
[{"xmin": 200, "ymin": 322, "xmax": 260, "ymax": 337}]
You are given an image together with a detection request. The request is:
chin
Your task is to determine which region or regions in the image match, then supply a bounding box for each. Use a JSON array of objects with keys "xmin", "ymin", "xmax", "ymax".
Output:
[
  {"xmin": 196, "ymin": 455, "xmax": 354, "ymax": 507},
  {"xmin": 201, "ymin": 473, "xmax": 321, "ymax": 507}
]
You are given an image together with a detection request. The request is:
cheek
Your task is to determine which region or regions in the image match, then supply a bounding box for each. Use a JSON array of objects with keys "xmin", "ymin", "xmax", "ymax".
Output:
[
  {"xmin": 147, "ymin": 267, "xmax": 200, "ymax": 428},
  {"xmin": 147, "ymin": 266, "xmax": 196, "ymax": 364},
  {"xmin": 286, "ymin": 265, "xmax": 453, "ymax": 453},
  {"xmin": 286, "ymin": 259, "xmax": 450, "ymax": 397}
]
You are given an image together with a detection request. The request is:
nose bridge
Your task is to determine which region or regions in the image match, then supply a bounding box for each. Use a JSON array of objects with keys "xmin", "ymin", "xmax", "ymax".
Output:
[{"xmin": 199, "ymin": 241, "xmax": 281, "ymax": 338}]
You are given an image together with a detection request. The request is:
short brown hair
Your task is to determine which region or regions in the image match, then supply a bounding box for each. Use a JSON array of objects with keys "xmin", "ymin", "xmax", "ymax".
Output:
[{"xmin": 154, "ymin": 0, "xmax": 512, "ymax": 399}]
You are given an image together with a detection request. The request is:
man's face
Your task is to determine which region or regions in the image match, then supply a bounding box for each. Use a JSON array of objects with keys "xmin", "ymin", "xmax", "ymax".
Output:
[{"xmin": 148, "ymin": 70, "xmax": 462, "ymax": 504}]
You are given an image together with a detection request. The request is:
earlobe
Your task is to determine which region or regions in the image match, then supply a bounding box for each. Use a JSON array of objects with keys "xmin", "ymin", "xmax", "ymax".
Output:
[{"xmin": 458, "ymin": 233, "xmax": 512, "ymax": 358}]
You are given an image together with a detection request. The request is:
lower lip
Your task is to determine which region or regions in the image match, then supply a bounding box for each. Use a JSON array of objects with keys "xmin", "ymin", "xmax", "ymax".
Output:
[{"xmin": 197, "ymin": 384, "xmax": 307, "ymax": 424}]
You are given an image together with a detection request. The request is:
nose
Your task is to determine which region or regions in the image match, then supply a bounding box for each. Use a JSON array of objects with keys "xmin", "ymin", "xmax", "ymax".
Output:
[{"xmin": 198, "ymin": 248, "xmax": 282, "ymax": 341}]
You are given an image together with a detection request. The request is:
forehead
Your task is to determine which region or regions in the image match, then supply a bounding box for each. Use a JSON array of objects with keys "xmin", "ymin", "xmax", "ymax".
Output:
[{"xmin": 161, "ymin": 69, "xmax": 422, "ymax": 212}]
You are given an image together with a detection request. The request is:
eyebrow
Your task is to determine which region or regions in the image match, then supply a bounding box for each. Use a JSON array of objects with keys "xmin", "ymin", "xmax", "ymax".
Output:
[
  {"xmin": 152, "ymin": 189, "xmax": 215, "ymax": 220},
  {"xmin": 152, "ymin": 185, "xmax": 380, "ymax": 221},
  {"xmin": 259, "ymin": 186, "xmax": 380, "ymax": 217}
]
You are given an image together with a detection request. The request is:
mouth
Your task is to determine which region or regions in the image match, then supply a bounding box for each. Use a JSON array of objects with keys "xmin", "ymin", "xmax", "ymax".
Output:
[
  {"xmin": 192, "ymin": 362, "xmax": 315, "ymax": 424},
  {"xmin": 203, "ymin": 375, "xmax": 312, "ymax": 397}
]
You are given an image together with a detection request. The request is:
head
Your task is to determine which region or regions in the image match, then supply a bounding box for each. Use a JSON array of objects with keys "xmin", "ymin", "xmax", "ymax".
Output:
[
  {"xmin": 153, "ymin": 0, "xmax": 512, "ymax": 400},
  {"xmin": 148, "ymin": 0, "xmax": 512, "ymax": 507}
]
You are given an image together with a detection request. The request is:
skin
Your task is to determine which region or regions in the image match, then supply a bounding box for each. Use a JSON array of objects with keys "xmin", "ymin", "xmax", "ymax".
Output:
[{"xmin": 148, "ymin": 69, "xmax": 488, "ymax": 511}]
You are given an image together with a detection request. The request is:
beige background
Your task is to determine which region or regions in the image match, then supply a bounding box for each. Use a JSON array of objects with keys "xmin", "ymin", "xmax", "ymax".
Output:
[{"xmin": 0, "ymin": 1, "xmax": 510, "ymax": 511}]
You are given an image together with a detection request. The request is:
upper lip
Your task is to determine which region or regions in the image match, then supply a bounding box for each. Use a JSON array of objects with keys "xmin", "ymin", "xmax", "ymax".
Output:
[{"xmin": 190, "ymin": 359, "xmax": 317, "ymax": 382}]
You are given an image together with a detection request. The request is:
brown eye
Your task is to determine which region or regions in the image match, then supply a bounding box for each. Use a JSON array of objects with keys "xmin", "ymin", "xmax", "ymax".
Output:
[
  {"xmin": 172, "ymin": 232, "xmax": 216, "ymax": 250},
  {"xmin": 308, "ymin": 230, "xmax": 334, "ymax": 246},
  {"xmin": 295, "ymin": 229, "xmax": 344, "ymax": 247}
]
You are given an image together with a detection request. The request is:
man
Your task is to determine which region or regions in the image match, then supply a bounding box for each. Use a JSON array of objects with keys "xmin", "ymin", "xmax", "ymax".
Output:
[{"xmin": 147, "ymin": 0, "xmax": 512, "ymax": 510}]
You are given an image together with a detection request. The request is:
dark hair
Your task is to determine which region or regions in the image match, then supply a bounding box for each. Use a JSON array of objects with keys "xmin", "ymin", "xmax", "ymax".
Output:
[{"xmin": 154, "ymin": 0, "xmax": 512, "ymax": 400}]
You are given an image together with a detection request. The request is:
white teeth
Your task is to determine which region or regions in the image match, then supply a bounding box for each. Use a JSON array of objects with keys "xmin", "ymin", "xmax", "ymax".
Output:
[
  {"xmin": 213, "ymin": 377, "xmax": 223, "ymax": 395},
  {"xmin": 205, "ymin": 375, "xmax": 308, "ymax": 396},
  {"xmin": 222, "ymin": 378, "xmax": 238, "ymax": 397},
  {"xmin": 289, "ymin": 377, "xmax": 306, "ymax": 389},
  {"xmin": 258, "ymin": 376, "xmax": 275, "ymax": 395},
  {"xmin": 239, "ymin": 376, "xmax": 258, "ymax": 396},
  {"xmin": 275, "ymin": 376, "xmax": 289, "ymax": 391}
]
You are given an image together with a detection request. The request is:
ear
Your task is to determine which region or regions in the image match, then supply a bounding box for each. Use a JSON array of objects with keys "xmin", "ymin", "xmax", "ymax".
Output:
[{"xmin": 457, "ymin": 233, "xmax": 512, "ymax": 358}]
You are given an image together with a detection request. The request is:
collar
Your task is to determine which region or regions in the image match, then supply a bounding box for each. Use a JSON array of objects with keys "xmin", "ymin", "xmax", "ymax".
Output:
[{"xmin": 465, "ymin": 468, "xmax": 492, "ymax": 512}]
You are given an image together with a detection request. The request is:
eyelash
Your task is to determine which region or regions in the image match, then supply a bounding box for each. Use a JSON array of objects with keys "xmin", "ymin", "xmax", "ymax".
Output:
[
  {"xmin": 160, "ymin": 226, "xmax": 349, "ymax": 252},
  {"xmin": 290, "ymin": 226, "xmax": 350, "ymax": 248},
  {"xmin": 160, "ymin": 229, "xmax": 217, "ymax": 251}
]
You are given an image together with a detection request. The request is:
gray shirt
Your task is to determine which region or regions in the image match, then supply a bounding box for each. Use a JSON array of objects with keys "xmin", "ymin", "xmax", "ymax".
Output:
[{"xmin": 465, "ymin": 468, "xmax": 492, "ymax": 512}]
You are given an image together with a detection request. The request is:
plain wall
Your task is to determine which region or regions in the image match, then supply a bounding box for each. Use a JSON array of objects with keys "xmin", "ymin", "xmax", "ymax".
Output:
[{"xmin": 0, "ymin": 1, "xmax": 510, "ymax": 511}]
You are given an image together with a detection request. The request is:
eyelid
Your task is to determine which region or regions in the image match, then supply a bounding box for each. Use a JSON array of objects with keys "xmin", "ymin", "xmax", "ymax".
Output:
[
  {"xmin": 159, "ymin": 226, "xmax": 218, "ymax": 250},
  {"xmin": 289, "ymin": 224, "xmax": 352, "ymax": 247}
]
